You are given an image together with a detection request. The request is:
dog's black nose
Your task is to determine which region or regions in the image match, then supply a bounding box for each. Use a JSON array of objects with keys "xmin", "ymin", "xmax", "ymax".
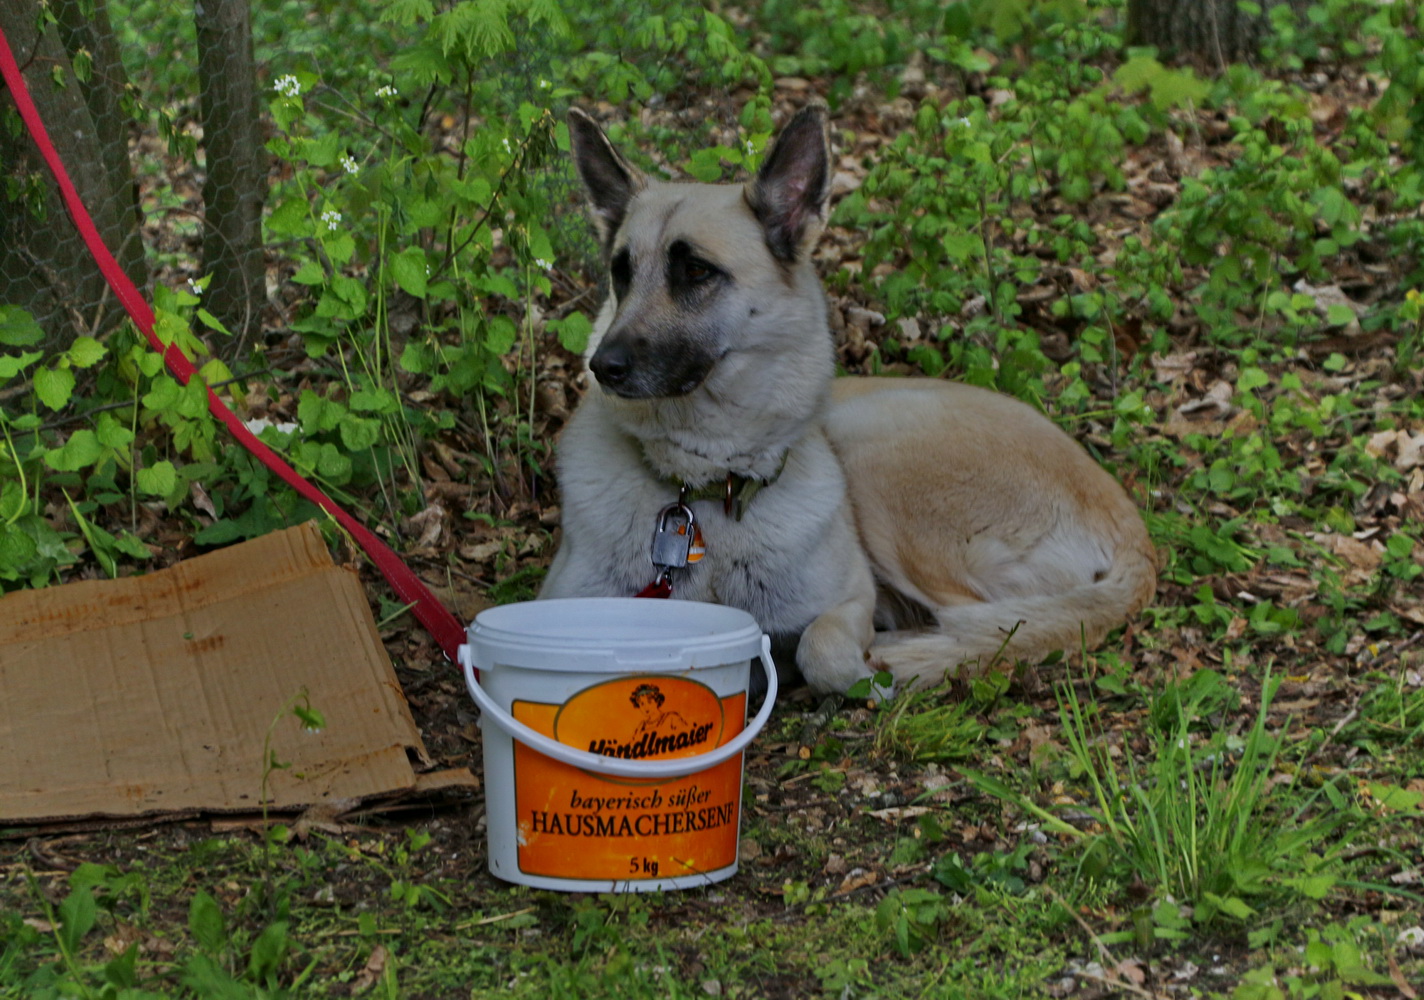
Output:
[{"xmin": 589, "ymin": 340, "xmax": 633, "ymax": 387}]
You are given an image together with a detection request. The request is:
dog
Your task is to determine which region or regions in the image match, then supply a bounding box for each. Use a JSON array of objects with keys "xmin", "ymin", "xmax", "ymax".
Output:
[{"xmin": 539, "ymin": 104, "xmax": 1157, "ymax": 694}]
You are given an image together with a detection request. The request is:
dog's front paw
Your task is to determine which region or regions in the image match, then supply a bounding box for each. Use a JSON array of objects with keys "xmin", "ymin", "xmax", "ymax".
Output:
[{"xmin": 796, "ymin": 607, "xmax": 875, "ymax": 695}]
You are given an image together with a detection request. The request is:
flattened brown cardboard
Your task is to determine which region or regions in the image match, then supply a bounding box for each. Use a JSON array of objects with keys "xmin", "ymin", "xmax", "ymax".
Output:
[{"xmin": 0, "ymin": 521, "xmax": 475, "ymax": 826}]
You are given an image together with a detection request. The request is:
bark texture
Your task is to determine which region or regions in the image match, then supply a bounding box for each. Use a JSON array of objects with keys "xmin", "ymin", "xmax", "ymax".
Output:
[
  {"xmin": 195, "ymin": 0, "xmax": 265, "ymax": 347},
  {"xmin": 0, "ymin": 0, "xmax": 144, "ymax": 347},
  {"xmin": 1126, "ymin": 0, "xmax": 1309, "ymax": 67}
]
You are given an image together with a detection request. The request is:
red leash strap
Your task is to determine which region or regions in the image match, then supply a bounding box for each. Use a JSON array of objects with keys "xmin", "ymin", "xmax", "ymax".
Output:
[
  {"xmin": 635, "ymin": 574, "xmax": 673, "ymax": 599},
  {"xmin": 0, "ymin": 26, "xmax": 467, "ymax": 660}
]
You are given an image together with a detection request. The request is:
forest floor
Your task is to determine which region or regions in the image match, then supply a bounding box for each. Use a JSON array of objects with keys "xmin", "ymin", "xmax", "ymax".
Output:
[{"xmin": 3, "ymin": 7, "xmax": 1424, "ymax": 999}]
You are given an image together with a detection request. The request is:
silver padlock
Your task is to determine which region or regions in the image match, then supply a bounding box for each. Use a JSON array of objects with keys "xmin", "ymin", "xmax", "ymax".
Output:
[{"xmin": 649, "ymin": 502, "xmax": 696, "ymax": 570}]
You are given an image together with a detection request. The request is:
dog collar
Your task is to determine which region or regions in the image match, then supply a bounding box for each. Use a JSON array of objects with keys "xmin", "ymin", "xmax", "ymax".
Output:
[
  {"xmin": 678, "ymin": 472, "xmax": 762, "ymax": 522},
  {"xmin": 669, "ymin": 452, "xmax": 789, "ymax": 522}
]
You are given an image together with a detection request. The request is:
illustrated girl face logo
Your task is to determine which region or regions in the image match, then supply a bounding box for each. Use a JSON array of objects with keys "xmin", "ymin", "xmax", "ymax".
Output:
[
  {"xmin": 630, "ymin": 683, "xmax": 665, "ymax": 719},
  {"xmin": 629, "ymin": 683, "xmax": 690, "ymax": 735}
]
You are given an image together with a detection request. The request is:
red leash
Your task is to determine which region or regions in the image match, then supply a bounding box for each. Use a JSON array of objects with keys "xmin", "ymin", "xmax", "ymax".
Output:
[{"xmin": 0, "ymin": 27, "xmax": 466, "ymax": 660}]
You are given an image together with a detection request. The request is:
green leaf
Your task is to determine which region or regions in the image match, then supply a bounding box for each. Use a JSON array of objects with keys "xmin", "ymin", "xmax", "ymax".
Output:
[
  {"xmin": 549, "ymin": 311, "xmax": 593, "ymax": 354},
  {"xmin": 291, "ymin": 260, "xmax": 326, "ymax": 285},
  {"xmin": 329, "ymin": 274, "xmax": 369, "ymax": 313},
  {"xmin": 136, "ymin": 461, "xmax": 178, "ymax": 496},
  {"xmin": 66, "ymin": 336, "xmax": 107, "ymax": 368},
  {"xmin": 1367, "ymin": 782, "xmax": 1423, "ymax": 812},
  {"xmin": 188, "ymin": 891, "xmax": 227, "ymax": 953},
  {"xmin": 1237, "ymin": 367, "xmax": 1271, "ymax": 392},
  {"xmin": 1150, "ymin": 69, "xmax": 1210, "ymax": 110},
  {"xmin": 399, "ymin": 340, "xmax": 435, "ymax": 375},
  {"xmin": 486, "ymin": 316, "xmax": 517, "ymax": 355},
  {"xmin": 102, "ymin": 944, "xmax": 140, "ymax": 988},
  {"xmin": 0, "ymin": 349, "xmax": 43, "ymax": 383},
  {"xmin": 292, "ymin": 705, "xmax": 325, "ymax": 730},
  {"xmin": 1110, "ymin": 56, "xmax": 1167, "ymax": 94},
  {"xmin": 266, "ymin": 197, "xmax": 310, "ymax": 237},
  {"xmin": 316, "ymin": 443, "xmax": 353, "ymax": 482},
  {"xmin": 0, "ymin": 522, "xmax": 39, "ymax": 577},
  {"xmin": 94, "ymin": 413, "xmax": 134, "ymax": 450},
  {"xmin": 1325, "ymin": 303, "xmax": 1356, "ymax": 326},
  {"xmin": 339, "ymin": 416, "xmax": 381, "ymax": 451},
  {"xmin": 193, "ymin": 520, "xmax": 242, "ymax": 546},
  {"xmin": 297, "ymin": 389, "xmax": 327, "ymax": 432},
  {"xmin": 33, "ymin": 366, "xmax": 76, "ymax": 411},
  {"xmin": 942, "ymin": 232, "xmax": 984, "ymax": 262},
  {"xmin": 390, "ymin": 247, "xmax": 429, "ymax": 299},
  {"xmin": 349, "ymin": 387, "xmax": 398, "ymax": 413},
  {"xmin": 247, "ymin": 921, "xmax": 290, "ymax": 983},
  {"xmin": 1286, "ymin": 874, "xmax": 1336, "ymax": 899},
  {"xmin": 45, "ymin": 429, "xmax": 104, "ymax": 471},
  {"xmin": 686, "ymin": 147, "xmax": 728, "ymax": 182},
  {"xmin": 324, "ymin": 231, "xmax": 356, "ymax": 268},
  {"xmin": 0, "ymin": 305, "xmax": 44, "ymax": 346},
  {"xmin": 113, "ymin": 532, "xmax": 152, "ymax": 559},
  {"xmin": 57, "ymin": 887, "xmax": 98, "ymax": 953},
  {"xmin": 180, "ymin": 953, "xmax": 246, "ymax": 996},
  {"xmin": 382, "ymin": 0, "xmax": 435, "ymax": 24},
  {"xmin": 196, "ymin": 308, "xmax": 232, "ymax": 336},
  {"xmin": 1202, "ymin": 892, "xmax": 1256, "ymax": 920}
]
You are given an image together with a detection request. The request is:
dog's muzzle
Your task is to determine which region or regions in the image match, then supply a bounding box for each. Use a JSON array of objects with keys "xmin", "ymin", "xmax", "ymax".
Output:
[{"xmin": 589, "ymin": 334, "xmax": 716, "ymax": 399}]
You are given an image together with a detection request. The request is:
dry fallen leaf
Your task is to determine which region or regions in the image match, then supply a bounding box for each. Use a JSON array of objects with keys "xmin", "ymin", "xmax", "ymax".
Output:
[
  {"xmin": 835, "ymin": 869, "xmax": 879, "ymax": 895},
  {"xmin": 868, "ymin": 805, "xmax": 933, "ymax": 822},
  {"xmin": 1388, "ymin": 952, "xmax": 1418, "ymax": 999},
  {"xmin": 351, "ymin": 944, "xmax": 389, "ymax": 996}
]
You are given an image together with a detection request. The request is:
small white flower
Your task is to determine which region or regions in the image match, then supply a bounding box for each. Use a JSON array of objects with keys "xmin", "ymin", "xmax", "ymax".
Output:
[
  {"xmin": 187, "ymin": 279, "xmax": 203, "ymax": 296},
  {"xmin": 502, "ymin": 137, "xmax": 512, "ymax": 153},
  {"xmin": 534, "ymin": 258, "xmax": 553, "ymax": 271},
  {"xmin": 537, "ymin": 78, "xmax": 551, "ymax": 90},
  {"xmin": 244, "ymin": 418, "xmax": 298, "ymax": 435},
  {"xmin": 341, "ymin": 155, "xmax": 358, "ymax": 174},
  {"xmin": 957, "ymin": 116, "xmax": 971, "ymax": 127},
  {"xmin": 321, "ymin": 209, "xmax": 342, "ymax": 230},
  {"xmin": 273, "ymin": 74, "xmax": 301, "ymax": 98},
  {"xmin": 375, "ymin": 84, "xmax": 397, "ymax": 99},
  {"xmin": 745, "ymin": 139, "xmax": 755, "ymax": 155}
]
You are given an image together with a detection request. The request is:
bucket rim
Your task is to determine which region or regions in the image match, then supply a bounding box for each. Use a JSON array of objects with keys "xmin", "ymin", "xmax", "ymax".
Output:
[{"xmin": 466, "ymin": 597, "xmax": 765, "ymax": 672}]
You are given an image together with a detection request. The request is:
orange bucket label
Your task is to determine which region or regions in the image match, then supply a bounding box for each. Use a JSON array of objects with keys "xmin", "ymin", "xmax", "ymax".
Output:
[{"xmin": 511, "ymin": 675, "xmax": 746, "ymax": 882}]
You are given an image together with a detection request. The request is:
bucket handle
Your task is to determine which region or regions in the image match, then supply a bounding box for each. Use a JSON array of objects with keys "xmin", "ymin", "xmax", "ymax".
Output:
[{"xmin": 460, "ymin": 636, "xmax": 778, "ymax": 780}]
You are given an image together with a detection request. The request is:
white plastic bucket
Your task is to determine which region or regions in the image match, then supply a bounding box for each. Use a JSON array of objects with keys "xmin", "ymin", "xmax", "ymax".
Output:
[{"xmin": 459, "ymin": 598, "xmax": 778, "ymax": 892}]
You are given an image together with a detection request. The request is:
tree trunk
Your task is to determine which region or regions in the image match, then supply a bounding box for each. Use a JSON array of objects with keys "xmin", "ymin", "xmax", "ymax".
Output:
[
  {"xmin": 0, "ymin": 0, "xmax": 143, "ymax": 348},
  {"xmin": 1126, "ymin": 0, "xmax": 1308, "ymax": 67},
  {"xmin": 195, "ymin": 0, "xmax": 265, "ymax": 350},
  {"xmin": 54, "ymin": 0, "xmax": 146, "ymax": 289}
]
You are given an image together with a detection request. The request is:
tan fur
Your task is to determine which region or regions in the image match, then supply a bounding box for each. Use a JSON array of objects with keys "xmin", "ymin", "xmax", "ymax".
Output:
[
  {"xmin": 826, "ymin": 378, "xmax": 1157, "ymax": 683},
  {"xmin": 542, "ymin": 106, "xmax": 1156, "ymax": 693}
]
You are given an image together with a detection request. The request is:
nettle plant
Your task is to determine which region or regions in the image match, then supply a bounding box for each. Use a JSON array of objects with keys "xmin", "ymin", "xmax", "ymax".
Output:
[
  {"xmin": 834, "ymin": 99, "xmax": 1044, "ymax": 391},
  {"xmin": 831, "ymin": 84, "xmax": 1152, "ymax": 411},
  {"xmin": 264, "ymin": 60, "xmax": 564, "ymax": 499},
  {"xmin": 262, "ymin": 0, "xmax": 776, "ymax": 502},
  {"xmin": 0, "ymin": 283, "xmax": 258, "ymax": 585}
]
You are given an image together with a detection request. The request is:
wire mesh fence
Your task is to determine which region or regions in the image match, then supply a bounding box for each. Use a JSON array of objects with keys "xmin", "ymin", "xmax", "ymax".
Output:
[{"xmin": 0, "ymin": 0, "xmax": 768, "ymax": 590}]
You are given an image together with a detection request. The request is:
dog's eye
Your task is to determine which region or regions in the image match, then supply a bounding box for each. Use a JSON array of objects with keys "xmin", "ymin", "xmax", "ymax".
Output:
[
  {"xmin": 667, "ymin": 241, "xmax": 720, "ymax": 298},
  {"xmin": 685, "ymin": 260, "xmax": 715, "ymax": 284}
]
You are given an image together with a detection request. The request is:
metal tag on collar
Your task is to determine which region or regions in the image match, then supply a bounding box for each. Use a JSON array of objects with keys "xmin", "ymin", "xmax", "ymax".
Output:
[{"xmin": 650, "ymin": 501, "xmax": 697, "ymax": 571}]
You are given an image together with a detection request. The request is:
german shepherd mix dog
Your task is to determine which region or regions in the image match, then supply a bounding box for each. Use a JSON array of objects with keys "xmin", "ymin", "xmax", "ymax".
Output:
[{"xmin": 540, "ymin": 105, "xmax": 1157, "ymax": 694}]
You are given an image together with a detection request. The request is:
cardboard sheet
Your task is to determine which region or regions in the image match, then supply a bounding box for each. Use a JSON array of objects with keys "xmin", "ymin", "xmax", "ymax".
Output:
[{"xmin": 0, "ymin": 521, "xmax": 475, "ymax": 826}]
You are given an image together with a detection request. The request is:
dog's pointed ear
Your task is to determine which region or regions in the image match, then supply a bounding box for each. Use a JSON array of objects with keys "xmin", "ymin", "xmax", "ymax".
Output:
[
  {"xmin": 568, "ymin": 108, "xmax": 645, "ymax": 246},
  {"xmin": 747, "ymin": 105, "xmax": 832, "ymax": 263}
]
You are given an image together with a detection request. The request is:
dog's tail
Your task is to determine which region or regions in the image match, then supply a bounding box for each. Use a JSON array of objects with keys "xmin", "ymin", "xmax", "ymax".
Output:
[{"xmin": 870, "ymin": 544, "xmax": 1157, "ymax": 691}]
